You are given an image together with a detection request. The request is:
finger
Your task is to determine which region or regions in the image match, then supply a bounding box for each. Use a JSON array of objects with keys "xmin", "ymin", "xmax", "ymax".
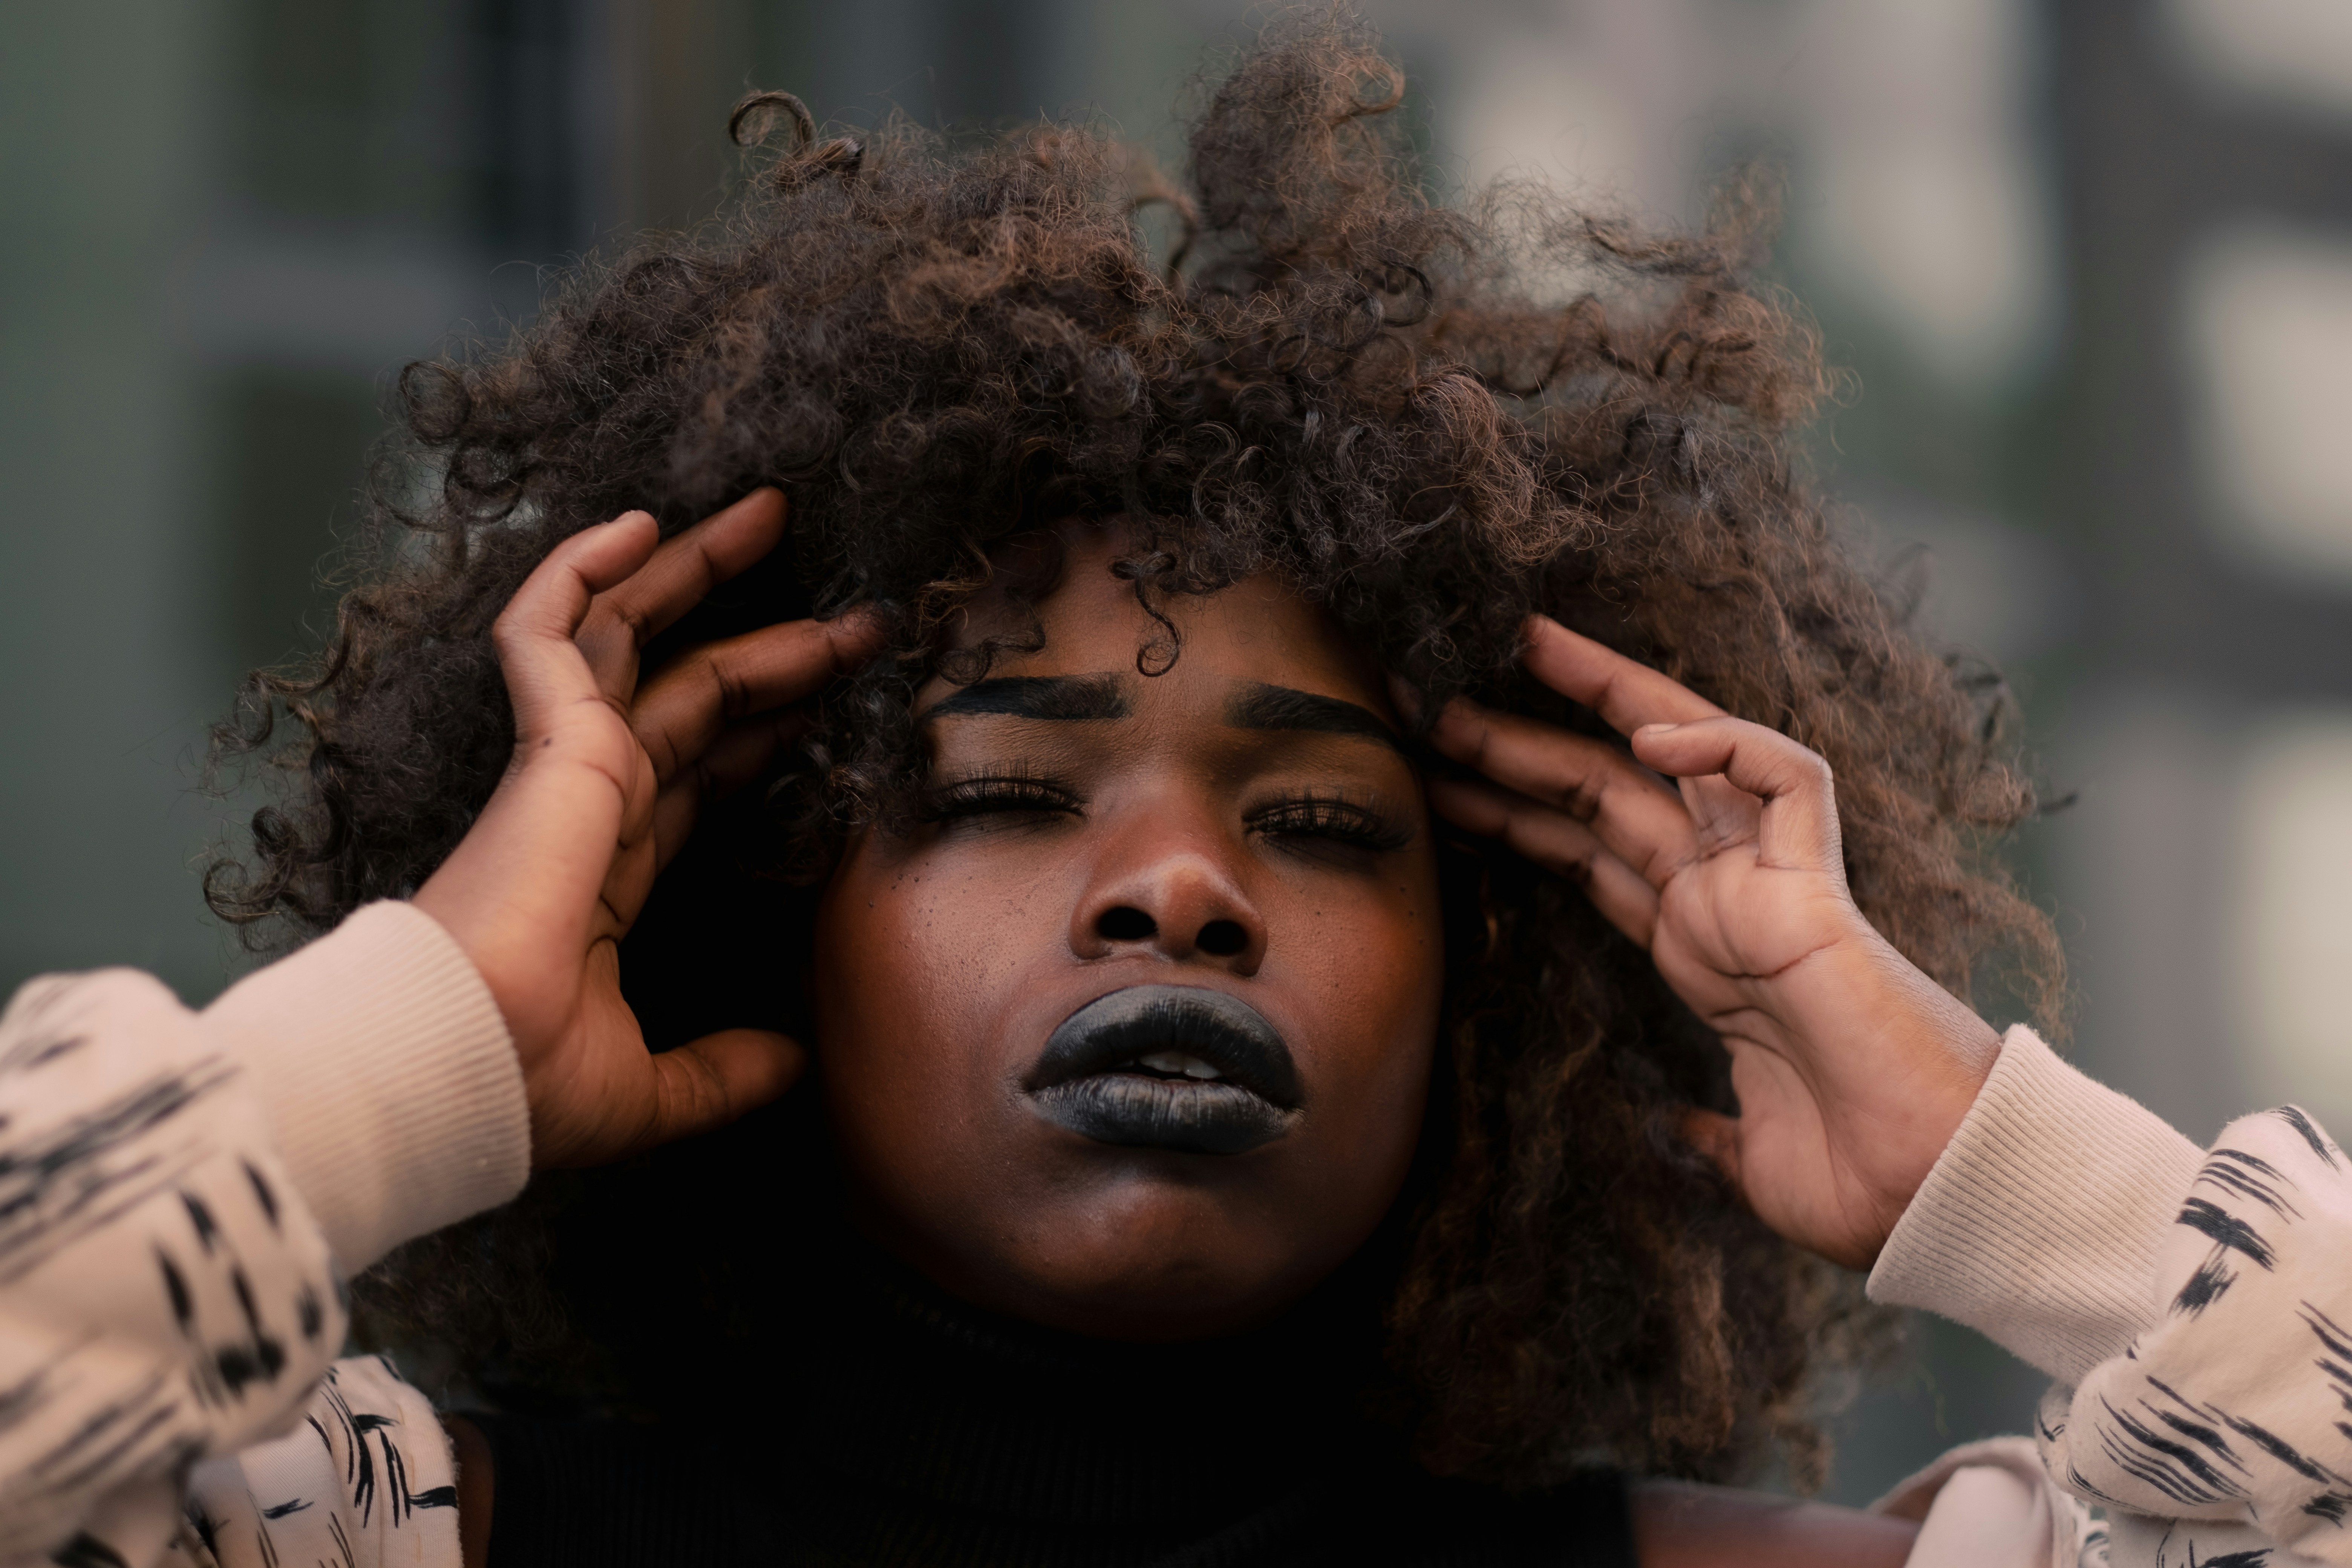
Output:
[
  {"xmin": 1385, "ymin": 671, "xmax": 1423, "ymax": 725},
  {"xmin": 492, "ymin": 512, "xmax": 662, "ymax": 740},
  {"xmin": 575, "ymin": 488, "xmax": 790, "ymax": 698},
  {"xmin": 643, "ymin": 1029, "xmax": 808, "ymax": 1150},
  {"xmin": 1428, "ymin": 776, "xmax": 1661, "ymax": 947},
  {"xmin": 629, "ymin": 608, "xmax": 887, "ymax": 788},
  {"xmin": 648, "ymin": 711, "xmax": 812, "ymax": 872},
  {"xmin": 1631, "ymin": 715, "xmax": 1842, "ymax": 870},
  {"xmin": 1424, "ymin": 696, "xmax": 1698, "ymax": 888},
  {"xmin": 1681, "ymin": 1107, "xmax": 1743, "ymax": 1194},
  {"xmin": 1520, "ymin": 614, "xmax": 1722, "ymax": 737}
]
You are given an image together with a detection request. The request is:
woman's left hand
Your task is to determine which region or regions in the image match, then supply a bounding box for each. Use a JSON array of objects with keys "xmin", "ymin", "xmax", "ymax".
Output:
[{"xmin": 1421, "ymin": 614, "xmax": 2001, "ymax": 1270}]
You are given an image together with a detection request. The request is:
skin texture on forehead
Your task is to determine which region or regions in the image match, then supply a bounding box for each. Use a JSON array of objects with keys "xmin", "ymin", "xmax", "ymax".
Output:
[{"xmin": 811, "ymin": 521, "xmax": 1447, "ymax": 1339}]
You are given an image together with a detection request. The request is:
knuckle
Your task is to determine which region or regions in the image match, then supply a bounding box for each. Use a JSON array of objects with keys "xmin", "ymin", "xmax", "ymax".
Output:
[
  {"xmin": 712, "ymin": 659, "xmax": 752, "ymax": 717},
  {"xmin": 1456, "ymin": 712, "xmax": 1494, "ymax": 766},
  {"xmin": 823, "ymin": 616, "xmax": 870, "ymax": 672},
  {"xmin": 1557, "ymin": 773, "xmax": 1608, "ymax": 824},
  {"xmin": 605, "ymin": 596, "xmax": 654, "ymax": 646},
  {"xmin": 686, "ymin": 1050, "xmax": 733, "ymax": 1119}
]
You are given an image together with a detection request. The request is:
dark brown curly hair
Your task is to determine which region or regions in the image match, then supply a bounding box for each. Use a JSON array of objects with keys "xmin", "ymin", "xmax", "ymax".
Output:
[{"xmin": 208, "ymin": 8, "xmax": 2060, "ymax": 1493}]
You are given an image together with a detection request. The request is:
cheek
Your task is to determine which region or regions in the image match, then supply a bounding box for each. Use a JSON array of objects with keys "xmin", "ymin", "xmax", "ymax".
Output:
[
  {"xmin": 1270, "ymin": 856, "xmax": 1448, "ymax": 1176},
  {"xmin": 810, "ymin": 835, "xmax": 1065, "ymax": 1165}
]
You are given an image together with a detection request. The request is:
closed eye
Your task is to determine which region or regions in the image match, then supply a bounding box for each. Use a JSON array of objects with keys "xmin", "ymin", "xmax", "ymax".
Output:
[
  {"xmin": 1248, "ymin": 791, "xmax": 1411, "ymax": 855},
  {"xmin": 922, "ymin": 771, "xmax": 1084, "ymax": 825}
]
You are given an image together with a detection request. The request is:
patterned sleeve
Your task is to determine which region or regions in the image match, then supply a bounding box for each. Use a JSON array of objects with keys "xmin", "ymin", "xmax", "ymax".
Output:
[
  {"xmin": 2037, "ymin": 1106, "xmax": 2352, "ymax": 1567},
  {"xmin": 165, "ymin": 1357, "xmax": 461, "ymax": 1568},
  {"xmin": 0, "ymin": 969, "xmax": 348, "ymax": 1568},
  {"xmin": 0, "ymin": 903, "xmax": 527, "ymax": 1568},
  {"xmin": 1871, "ymin": 1027, "xmax": 2352, "ymax": 1568}
]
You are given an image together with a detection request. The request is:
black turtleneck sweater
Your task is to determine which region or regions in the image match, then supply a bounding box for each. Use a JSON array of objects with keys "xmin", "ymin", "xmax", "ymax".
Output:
[{"xmin": 467, "ymin": 1260, "xmax": 1635, "ymax": 1568}]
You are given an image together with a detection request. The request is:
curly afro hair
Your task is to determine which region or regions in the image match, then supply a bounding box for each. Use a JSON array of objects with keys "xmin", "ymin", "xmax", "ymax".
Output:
[{"xmin": 208, "ymin": 7, "xmax": 2060, "ymax": 1491}]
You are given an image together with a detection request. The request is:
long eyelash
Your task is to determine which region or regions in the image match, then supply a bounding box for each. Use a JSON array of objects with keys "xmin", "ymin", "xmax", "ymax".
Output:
[
  {"xmin": 920, "ymin": 769, "xmax": 1082, "ymax": 821},
  {"xmin": 1248, "ymin": 790, "xmax": 1410, "ymax": 852}
]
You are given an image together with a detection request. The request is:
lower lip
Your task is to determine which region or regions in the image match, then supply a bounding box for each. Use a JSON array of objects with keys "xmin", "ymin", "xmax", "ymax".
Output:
[{"xmin": 1031, "ymin": 1073, "xmax": 1294, "ymax": 1155}]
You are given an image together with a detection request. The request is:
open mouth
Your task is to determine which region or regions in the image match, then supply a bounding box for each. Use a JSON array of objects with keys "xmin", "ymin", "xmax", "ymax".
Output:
[{"xmin": 1025, "ymin": 986, "xmax": 1302, "ymax": 1155}]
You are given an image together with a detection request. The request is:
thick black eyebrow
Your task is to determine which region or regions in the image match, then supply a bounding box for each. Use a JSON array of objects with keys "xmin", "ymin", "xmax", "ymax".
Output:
[
  {"xmin": 923, "ymin": 674, "xmax": 1132, "ymax": 722},
  {"xmin": 1225, "ymin": 682, "xmax": 1402, "ymax": 752}
]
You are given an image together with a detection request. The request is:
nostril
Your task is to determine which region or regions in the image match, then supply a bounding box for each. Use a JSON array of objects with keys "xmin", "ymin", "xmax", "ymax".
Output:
[
  {"xmin": 1195, "ymin": 919, "xmax": 1248, "ymax": 957},
  {"xmin": 1098, "ymin": 906, "xmax": 1157, "ymax": 943}
]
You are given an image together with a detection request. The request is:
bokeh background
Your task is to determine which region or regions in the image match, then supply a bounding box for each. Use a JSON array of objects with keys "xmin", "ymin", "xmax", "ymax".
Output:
[{"xmin": 6, "ymin": 0, "xmax": 2351, "ymax": 1507}]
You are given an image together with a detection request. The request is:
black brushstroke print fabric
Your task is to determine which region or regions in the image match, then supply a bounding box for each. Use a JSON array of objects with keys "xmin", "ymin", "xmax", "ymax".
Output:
[
  {"xmin": 0, "ymin": 971, "xmax": 346, "ymax": 1568},
  {"xmin": 2038, "ymin": 1107, "xmax": 2352, "ymax": 1565},
  {"xmin": 165, "ymin": 1356, "xmax": 459, "ymax": 1568}
]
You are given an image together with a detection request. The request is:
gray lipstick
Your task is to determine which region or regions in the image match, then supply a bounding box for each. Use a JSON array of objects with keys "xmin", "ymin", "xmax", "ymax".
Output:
[{"xmin": 1025, "ymin": 985, "xmax": 1301, "ymax": 1155}]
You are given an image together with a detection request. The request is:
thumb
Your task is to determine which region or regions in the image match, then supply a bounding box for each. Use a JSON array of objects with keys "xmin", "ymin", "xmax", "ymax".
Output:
[
  {"xmin": 1681, "ymin": 1106, "xmax": 1743, "ymax": 1195},
  {"xmin": 643, "ymin": 1029, "xmax": 810, "ymax": 1150}
]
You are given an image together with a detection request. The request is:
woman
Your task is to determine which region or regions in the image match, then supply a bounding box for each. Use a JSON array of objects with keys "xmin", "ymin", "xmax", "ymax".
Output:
[{"xmin": 4, "ymin": 15, "xmax": 2338, "ymax": 1566}]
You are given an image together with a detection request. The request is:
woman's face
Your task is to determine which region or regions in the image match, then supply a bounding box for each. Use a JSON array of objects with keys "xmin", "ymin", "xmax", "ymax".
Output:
[{"xmin": 813, "ymin": 521, "xmax": 1446, "ymax": 1338}]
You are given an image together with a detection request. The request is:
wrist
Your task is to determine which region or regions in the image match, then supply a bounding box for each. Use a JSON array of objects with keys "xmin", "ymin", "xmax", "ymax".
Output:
[
  {"xmin": 1770, "ymin": 928, "xmax": 1998, "ymax": 1264},
  {"xmin": 1851, "ymin": 941, "xmax": 2001, "ymax": 1245}
]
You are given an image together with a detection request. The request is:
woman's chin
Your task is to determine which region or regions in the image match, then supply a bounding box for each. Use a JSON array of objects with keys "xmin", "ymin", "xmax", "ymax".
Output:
[
  {"xmin": 862, "ymin": 1190, "xmax": 1321, "ymax": 1341},
  {"xmin": 953, "ymin": 1262, "xmax": 1301, "ymax": 1343}
]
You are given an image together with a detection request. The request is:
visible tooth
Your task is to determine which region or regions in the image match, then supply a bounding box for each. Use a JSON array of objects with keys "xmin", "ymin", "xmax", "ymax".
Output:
[{"xmin": 1138, "ymin": 1050, "xmax": 1224, "ymax": 1080}]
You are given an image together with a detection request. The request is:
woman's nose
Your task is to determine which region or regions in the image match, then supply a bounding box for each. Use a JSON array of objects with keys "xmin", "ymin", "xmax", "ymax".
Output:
[{"xmin": 1070, "ymin": 833, "xmax": 1266, "ymax": 974}]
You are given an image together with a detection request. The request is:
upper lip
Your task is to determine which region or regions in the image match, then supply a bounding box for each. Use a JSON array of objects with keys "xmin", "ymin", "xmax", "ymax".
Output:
[{"xmin": 1026, "ymin": 985, "xmax": 1303, "ymax": 1109}]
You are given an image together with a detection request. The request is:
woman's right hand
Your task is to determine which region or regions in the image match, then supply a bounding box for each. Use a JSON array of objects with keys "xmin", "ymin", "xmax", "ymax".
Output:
[{"xmin": 412, "ymin": 488, "xmax": 882, "ymax": 1168}]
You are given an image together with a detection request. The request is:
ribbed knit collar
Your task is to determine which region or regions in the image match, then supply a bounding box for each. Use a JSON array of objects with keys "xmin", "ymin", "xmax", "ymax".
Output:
[
  {"xmin": 478, "ymin": 1230, "xmax": 1631, "ymax": 1567},
  {"xmin": 773, "ymin": 1246, "xmax": 1393, "ymax": 1531}
]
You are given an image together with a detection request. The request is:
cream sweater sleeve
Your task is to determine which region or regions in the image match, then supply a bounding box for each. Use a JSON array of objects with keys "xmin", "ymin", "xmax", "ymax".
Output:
[
  {"xmin": 199, "ymin": 901, "xmax": 529, "ymax": 1272},
  {"xmin": 0, "ymin": 903, "xmax": 525, "ymax": 1568},
  {"xmin": 1872, "ymin": 1026, "xmax": 2352, "ymax": 1567},
  {"xmin": 1869, "ymin": 1025, "xmax": 2204, "ymax": 1387}
]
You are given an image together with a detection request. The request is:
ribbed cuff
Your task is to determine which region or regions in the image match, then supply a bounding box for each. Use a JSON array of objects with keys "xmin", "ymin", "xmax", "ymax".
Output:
[
  {"xmin": 1867, "ymin": 1025, "xmax": 2203, "ymax": 1387},
  {"xmin": 201, "ymin": 901, "xmax": 530, "ymax": 1272}
]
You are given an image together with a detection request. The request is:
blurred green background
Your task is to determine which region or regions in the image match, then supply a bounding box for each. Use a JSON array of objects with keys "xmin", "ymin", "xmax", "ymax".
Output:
[{"xmin": 6, "ymin": 0, "xmax": 2351, "ymax": 1507}]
